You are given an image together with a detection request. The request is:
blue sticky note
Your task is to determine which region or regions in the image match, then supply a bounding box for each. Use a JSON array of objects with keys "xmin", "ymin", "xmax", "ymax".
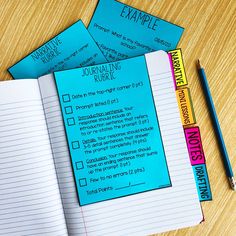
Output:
[
  {"xmin": 192, "ymin": 164, "xmax": 212, "ymax": 201},
  {"xmin": 54, "ymin": 56, "xmax": 171, "ymax": 206},
  {"xmin": 8, "ymin": 20, "xmax": 107, "ymax": 79},
  {"xmin": 88, "ymin": 0, "xmax": 184, "ymax": 62}
]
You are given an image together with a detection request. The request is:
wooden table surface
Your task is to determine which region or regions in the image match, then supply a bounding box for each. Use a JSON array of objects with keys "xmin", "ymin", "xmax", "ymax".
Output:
[{"xmin": 0, "ymin": 0, "xmax": 235, "ymax": 235}]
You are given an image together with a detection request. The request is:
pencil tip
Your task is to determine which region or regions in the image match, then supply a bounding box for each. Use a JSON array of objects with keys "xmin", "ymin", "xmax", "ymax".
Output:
[
  {"xmin": 197, "ymin": 59, "xmax": 201, "ymax": 69},
  {"xmin": 229, "ymin": 177, "xmax": 236, "ymax": 191}
]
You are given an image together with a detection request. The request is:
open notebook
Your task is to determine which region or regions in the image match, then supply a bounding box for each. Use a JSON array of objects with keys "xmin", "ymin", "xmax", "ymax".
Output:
[{"xmin": 0, "ymin": 51, "xmax": 202, "ymax": 236}]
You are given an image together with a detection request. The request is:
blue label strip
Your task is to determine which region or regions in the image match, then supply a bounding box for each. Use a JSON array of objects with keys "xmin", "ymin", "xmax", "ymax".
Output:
[{"xmin": 192, "ymin": 164, "xmax": 212, "ymax": 201}]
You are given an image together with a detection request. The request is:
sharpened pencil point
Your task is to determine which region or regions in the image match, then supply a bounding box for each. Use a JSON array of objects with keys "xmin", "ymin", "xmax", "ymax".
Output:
[{"xmin": 229, "ymin": 177, "xmax": 236, "ymax": 191}]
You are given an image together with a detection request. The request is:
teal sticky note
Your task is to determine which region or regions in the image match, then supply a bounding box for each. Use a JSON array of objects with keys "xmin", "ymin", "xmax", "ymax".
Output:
[
  {"xmin": 54, "ymin": 56, "xmax": 171, "ymax": 206},
  {"xmin": 192, "ymin": 164, "xmax": 212, "ymax": 201},
  {"xmin": 88, "ymin": 0, "xmax": 184, "ymax": 62},
  {"xmin": 8, "ymin": 20, "xmax": 107, "ymax": 79}
]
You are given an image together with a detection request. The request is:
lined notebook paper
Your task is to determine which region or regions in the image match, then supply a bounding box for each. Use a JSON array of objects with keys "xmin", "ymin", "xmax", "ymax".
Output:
[
  {"xmin": 38, "ymin": 75, "xmax": 86, "ymax": 235},
  {"xmin": 0, "ymin": 80, "xmax": 68, "ymax": 236}
]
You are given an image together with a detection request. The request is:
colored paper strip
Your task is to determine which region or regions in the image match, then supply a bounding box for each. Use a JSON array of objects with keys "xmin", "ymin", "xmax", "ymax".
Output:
[
  {"xmin": 184, "ymin": 126, "xmax": 205, "ymax": 165},
  {"xmin": 176, "ymin": 88, "xmax": 196, "ymax": 126},
  {"xmin": 192, "ymin": 164, "xmax": 212, "ymax": 201},
  {"xmin": 169, "ymin": 48, "xmax": 188, "ymax": 87}
]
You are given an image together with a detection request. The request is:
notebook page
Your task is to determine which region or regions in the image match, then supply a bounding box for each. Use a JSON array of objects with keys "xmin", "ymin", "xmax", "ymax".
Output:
[
  {"xmin": 38, "ymin": 50, "xmax": 202, "ymax": 236},
  {"xmin": 0, "ymin": 80, "xmax": 68, "ymax": 236},
  {"xmin": 38, "ymin": 75, "xmax": 86, "ymax": 235},
  {"xmin": 77, "ymin": 51, "xmax": 203, "ymax": 236}
]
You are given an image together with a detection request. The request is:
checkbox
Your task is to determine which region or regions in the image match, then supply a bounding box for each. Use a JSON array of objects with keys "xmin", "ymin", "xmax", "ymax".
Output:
[
  {"xmin": 67, "ymin": 117, "xmax": 75, "ymax": 126},
  {"xmin": 65, "ymin": 106, "xmax": 73, "ymax": 114},
  {"xmin": 79, "ymin": 178, "xmax": 87, "ymax": 187},
  {"xmin": 72, "ymin": 141, "xmax": 80, "ymax": 149},
  {"xmin": 62, "ymin": 94, "xmax": 71, "ymax": 103},
  {"xmin": 75, "ymin": 161, "xmax": 84, "ymax": 170}
]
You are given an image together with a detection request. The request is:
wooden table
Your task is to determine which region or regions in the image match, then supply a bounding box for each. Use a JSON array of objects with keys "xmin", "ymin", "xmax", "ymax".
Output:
[{"xmin": 0, "ymin": 0, "xmax": 235, "ymax": 235}]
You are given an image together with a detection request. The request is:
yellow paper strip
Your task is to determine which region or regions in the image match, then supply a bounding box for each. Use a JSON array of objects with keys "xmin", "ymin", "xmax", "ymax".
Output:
[
  {"xmin": 169, "ymin": 49, "xmax": 188, "ymax": 87},
  {"xmin": 176, "ymin": 88, "xmax": 196, "ymax": 126}
]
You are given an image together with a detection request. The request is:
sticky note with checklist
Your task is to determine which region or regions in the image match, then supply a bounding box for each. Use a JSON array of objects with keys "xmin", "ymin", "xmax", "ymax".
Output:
[
  {"xmin": 54, "ymin": 52, "xmax": 172, "ymax": 206},
  {"xmin": 88, "ymin": 0, "xmax": 184, "ymax": 62},
  {"xmin": 8, "ymin": 20, "xmax": 107, "ymax": 79}
]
